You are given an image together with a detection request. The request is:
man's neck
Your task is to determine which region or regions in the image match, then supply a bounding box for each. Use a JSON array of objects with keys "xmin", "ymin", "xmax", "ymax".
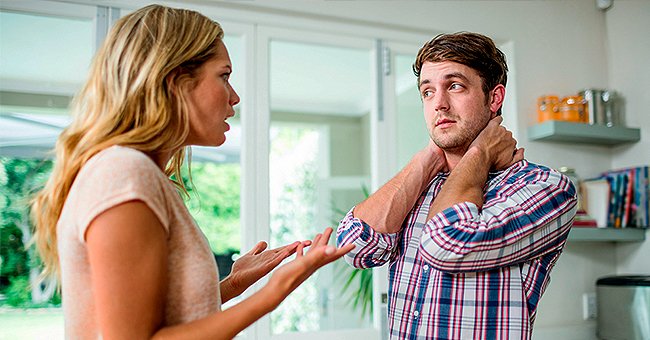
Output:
[{"xmin": 443, "ymin": 148, "xmax": 467, "ymax": 172}]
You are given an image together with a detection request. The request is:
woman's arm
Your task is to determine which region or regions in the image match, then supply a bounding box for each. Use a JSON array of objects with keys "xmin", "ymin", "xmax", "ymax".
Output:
[
  {"xmin": 86, "ymin": 201, "xmax": 168, "ymax": 339},
  {"xmin": 155, "ymin": 229, "xmax": 352, "ymax": 340},
  {"xmin": 87, "ymin": 201, "xmax": 353, "ymax": 339}
]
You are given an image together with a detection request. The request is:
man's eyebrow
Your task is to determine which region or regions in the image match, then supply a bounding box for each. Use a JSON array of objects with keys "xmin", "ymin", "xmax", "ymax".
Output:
[
  {"xmin": 419, "ymin": 72, "xmax": 471, "ymax": 88},
  {"xmin": 445, "ymin": 72, "xmax": 470, "ymax": 83}
]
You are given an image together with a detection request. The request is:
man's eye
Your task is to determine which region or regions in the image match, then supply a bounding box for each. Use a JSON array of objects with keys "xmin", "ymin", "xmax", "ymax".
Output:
[
  {"xmin": 450, "ymin": 83, "xmax": 463, "ymax": 90},
  {"xmin": 422, "ymin": 90, "xmax": 432, "ymax": 97}
]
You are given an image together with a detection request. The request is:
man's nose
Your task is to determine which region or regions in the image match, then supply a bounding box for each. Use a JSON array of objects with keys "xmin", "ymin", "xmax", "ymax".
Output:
[{"xmin": 433, "ymin": 92, "xmax": 449, "ymax": 112}]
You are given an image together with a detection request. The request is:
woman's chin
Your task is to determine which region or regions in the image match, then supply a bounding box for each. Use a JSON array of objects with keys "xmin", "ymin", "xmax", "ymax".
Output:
[{"xmin": 214, "ymin": 135, "xmax": 226, "ymax": 147}]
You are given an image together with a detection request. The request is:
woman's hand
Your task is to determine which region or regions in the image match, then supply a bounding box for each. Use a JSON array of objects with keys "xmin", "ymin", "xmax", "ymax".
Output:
[
  {"xmin": 220, "ymin": 239, "xmax": 311, "ymax": 303},
  {"xmin": 154, "ymin": 227, "xmax": 354, "ymax": 340},
  {"xmin": 264, "ymin": 227, "xmax": 355, "ymax": 303}
]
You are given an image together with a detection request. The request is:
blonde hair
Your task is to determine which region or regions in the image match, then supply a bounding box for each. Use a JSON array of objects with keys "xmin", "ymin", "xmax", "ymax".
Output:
[{"xmin": 31, "ymin": 4, "xmax": 224, "ymax": 280}]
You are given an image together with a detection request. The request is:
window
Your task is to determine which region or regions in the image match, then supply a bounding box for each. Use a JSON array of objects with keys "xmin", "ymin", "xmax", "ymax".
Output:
[
  {"xmin": 265, "ymin": 35, "xmax": 374, "ymax": 337},
  {"xmin": 0, "ymin": 4, "xmax": 97, "ymax": 338}
]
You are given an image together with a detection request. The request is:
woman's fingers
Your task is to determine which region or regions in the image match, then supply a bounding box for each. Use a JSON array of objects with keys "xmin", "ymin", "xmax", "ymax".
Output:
[
  {"xmin": 303, "ymin": 243, "xmax": 355, "ymax": 269},
  {"xmin": 311, "ymin": 233, "xmax": 322, "ymax": 248},
  {"xmin": 338, "ymin": 243, "xmax": 356, "ymax": 255},
  {"xmin": 279, "ymin": 241, "xmax": 300, "ymax": 255},
  {"xmin": 325, "ymin": 243, "xmax": 354, "ymax": 259},
  {"xmin": 295, "ymin": 242, "xmax": 305, "ymax": 258},
  {"xmin": 319, "ymin": 227, "xmax": 333, "ymax": 246},
  {"xmin": 248, "ymin": 241, "xmax": 268, "ymax": 255}
]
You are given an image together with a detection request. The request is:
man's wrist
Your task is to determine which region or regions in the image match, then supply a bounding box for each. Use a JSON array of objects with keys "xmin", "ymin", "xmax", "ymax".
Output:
[
  {"xmin": 414, "ymin": 148, "xmax": 443, "ymax": 175},
  {"xmin": 465, "ymin": 146, "xmax": 490, "ymax": 169}
]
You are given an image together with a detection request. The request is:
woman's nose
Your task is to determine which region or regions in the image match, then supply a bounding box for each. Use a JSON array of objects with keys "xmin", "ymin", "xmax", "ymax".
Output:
[{"xmin": 230, "ymin": 84, "xmax": 241, "ymax": 106}]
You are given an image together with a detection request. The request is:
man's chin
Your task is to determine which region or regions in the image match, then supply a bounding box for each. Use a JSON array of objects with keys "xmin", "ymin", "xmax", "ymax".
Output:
[{"xmin": 432, "ymin": 138, "xmax": 470, "ymax": 153}]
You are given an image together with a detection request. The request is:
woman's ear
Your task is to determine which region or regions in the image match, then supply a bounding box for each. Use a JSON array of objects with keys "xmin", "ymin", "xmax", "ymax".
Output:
[
  {"xmin": 489, "ymin": 84, "xmax": 506, "ymax": 116},
  {"xmin": 165, "ymin": 69, "xmax": 179, "ymax": 95}
]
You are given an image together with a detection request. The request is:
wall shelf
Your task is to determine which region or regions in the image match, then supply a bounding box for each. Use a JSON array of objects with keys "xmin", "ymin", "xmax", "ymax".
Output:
[
  {"xmin": 569, "ymin": 227, "xmax": 647, "ymax": 242},
  {"xmin": 527, "ymin": 121, "xmax": 640, "ymax": 145}
]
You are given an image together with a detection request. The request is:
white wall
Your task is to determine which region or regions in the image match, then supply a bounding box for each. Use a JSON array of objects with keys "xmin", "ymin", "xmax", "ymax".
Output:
[{"xmin": 605, "ymin": 1, "xmax": 650, "ymax": 275}]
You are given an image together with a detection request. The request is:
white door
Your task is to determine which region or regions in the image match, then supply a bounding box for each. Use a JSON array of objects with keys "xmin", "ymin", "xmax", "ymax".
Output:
[{"xmin": 251, "ymin": 25, "xmax": 380, "ymax": 340}]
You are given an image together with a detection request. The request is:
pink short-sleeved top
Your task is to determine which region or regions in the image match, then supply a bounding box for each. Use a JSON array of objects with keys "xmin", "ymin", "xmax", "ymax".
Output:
[{"xmin": 57, "ymin": 145, "xmax": 221, "ymax": 339}]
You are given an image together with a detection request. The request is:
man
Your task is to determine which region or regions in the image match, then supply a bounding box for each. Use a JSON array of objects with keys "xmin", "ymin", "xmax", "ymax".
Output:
[{"xmin": 337, "ymin": 32, "xmax": 577, "ymax": 339}]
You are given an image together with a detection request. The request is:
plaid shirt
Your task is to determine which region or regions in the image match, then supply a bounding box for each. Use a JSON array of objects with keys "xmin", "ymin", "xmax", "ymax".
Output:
[{"xmin": 337, "ymin": 160, "xmax": 577, "ymax": 340}]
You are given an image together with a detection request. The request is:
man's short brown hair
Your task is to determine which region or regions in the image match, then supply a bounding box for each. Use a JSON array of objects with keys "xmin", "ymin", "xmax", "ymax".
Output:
[{"xmin": 413, "ymin": 32, "xmax": 508, "ymax": 114}]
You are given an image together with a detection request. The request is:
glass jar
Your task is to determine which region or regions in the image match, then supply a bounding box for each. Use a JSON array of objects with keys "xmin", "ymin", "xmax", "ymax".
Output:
[
  {"xmin": 559, "ymin": 167, "xmax": 582, "ymax": 211},
  {"xmin": 558, "ymin": 96, "xmax": 587, "ymax": 123},
  {"xmin": 537, "ymin": 95, "xmax": 559, "ymax": 123}
]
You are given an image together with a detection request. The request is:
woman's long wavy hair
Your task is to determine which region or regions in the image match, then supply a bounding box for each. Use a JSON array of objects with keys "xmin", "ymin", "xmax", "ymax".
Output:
[{"xmin": 31, "ymin": 4, "xmax": 224, "ymax": 281}]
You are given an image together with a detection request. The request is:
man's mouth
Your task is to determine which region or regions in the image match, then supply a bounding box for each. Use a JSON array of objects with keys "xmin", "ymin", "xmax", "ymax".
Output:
[{"xmin": 435, "ymin": 118, "xmax": 456, "ymax": 127}]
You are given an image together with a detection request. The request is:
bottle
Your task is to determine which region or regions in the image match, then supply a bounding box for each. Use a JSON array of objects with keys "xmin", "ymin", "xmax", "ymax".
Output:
[
  {"xmin": 559, "ymin": 167, "xmax": 582, "ymax": 211},
  {"xmin": 579, "ymin": 89, "xmax": 606, "ymax": 125},
  {"xmin": 601, "ymin": 90, "xmax": 620, "ymax": 127}
]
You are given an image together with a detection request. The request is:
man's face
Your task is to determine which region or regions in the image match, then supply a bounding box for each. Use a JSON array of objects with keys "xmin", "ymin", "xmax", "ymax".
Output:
[{"xmin": 418, "ymin": 61, "xmax": 497, "ymax": 153}]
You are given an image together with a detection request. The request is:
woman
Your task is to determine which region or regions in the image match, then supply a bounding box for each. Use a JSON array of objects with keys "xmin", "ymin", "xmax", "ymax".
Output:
[{"xmin": 31, "ymin": 4, "xmax": 354, "ymax": 339}]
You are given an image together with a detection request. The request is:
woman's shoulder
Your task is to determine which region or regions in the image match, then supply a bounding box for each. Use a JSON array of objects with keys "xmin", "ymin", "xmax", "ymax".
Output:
[
  {"xmin": 74, "ymin": 145, "xmax": 169, "ymax": 199},
  {"xmin": 78, "ymin": 146, "xmax": 162, "ymax": 181},
  {"xmin": 87, "ymin": 145, "xmax": 158, "ymax": 171},
  {"xmin": 64, "ymin": 146, "xmax": 173, "ymax": 238}
]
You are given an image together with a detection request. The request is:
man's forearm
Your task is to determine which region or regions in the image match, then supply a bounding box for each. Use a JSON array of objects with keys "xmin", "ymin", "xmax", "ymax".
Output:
[
  {"xmin": 355, "ymin": 148, "xmax": 445, "ymax": 233},
  {"xmin": 427, "ymin": 148, "xmax": 489, "ymax": 220}
]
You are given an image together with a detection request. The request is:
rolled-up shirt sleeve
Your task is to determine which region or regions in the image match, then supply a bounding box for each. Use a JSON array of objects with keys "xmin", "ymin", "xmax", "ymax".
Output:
[
  {"xmin": 419, "ymin": 169, "xmax": 578, "ymax": 273},
  {"xmin": 336, "ymin": 207, "xmax": 399, "ymax": 269}
]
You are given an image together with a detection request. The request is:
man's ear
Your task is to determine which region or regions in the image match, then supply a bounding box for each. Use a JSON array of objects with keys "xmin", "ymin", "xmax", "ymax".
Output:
[{"xmin": 489, "ymin": 84, "xmax": 506, "ymax": 117}]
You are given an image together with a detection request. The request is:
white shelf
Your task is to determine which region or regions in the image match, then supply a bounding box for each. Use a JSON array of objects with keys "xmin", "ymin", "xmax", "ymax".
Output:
[
  {"xmin": 527, "ymin": 121, "xmax": 640, "ymax": 145},
  {"xmin": 568, "ymin": 227, "xmax": 647, "ymax": 242}
]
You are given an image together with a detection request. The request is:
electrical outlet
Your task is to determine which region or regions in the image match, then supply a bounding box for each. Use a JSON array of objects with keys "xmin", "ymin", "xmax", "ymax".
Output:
[{"xmin": 582, "ymin": 293, "xmax": 597, "ymax": 320}]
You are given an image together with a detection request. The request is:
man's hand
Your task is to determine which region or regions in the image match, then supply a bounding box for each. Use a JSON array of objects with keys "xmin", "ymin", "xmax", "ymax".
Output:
[
  {"xmin": 468, "ymin": 116, "xmax": 524, "ymax": 171},
  {"xmin": 420, "ymin": 140, "xmax": 449, "ymax": 178},
  {"xmin": 426, "ymin": 116, "xmax": 523, "ymax": 219},
  {"xmin": 353, "ymin": 139, "xmax": 448, "ymax": 234}
]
